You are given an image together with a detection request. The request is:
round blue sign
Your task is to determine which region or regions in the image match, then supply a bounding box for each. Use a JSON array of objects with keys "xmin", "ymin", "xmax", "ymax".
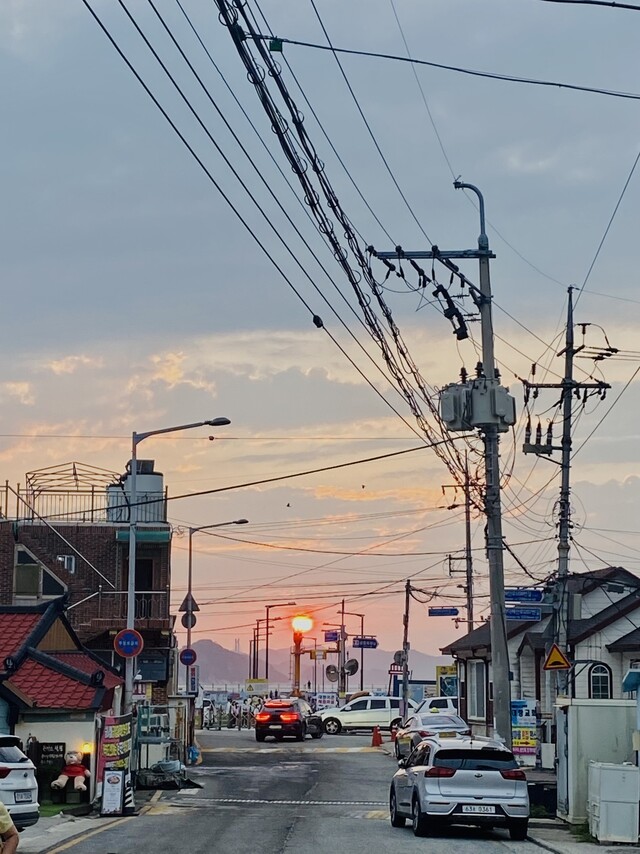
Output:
[
  {"xmin": 114, "ymin": 628, "xmax": 144, "ymax": 658},
  {"xmin": 180, "ymin": 648, "xmax": 197, "ymax": 666}
]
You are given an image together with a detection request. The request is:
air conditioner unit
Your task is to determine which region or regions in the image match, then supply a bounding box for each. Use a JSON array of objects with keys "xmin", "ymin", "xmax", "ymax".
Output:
[{"xmin": 56, "ymin": 555, "xmax": 76, "ymax": 574}]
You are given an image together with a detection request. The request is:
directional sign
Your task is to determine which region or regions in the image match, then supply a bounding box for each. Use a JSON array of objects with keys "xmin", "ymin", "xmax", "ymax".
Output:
[
  {"xmin": 324, "ymin": 630, "xmax": 339, "ymax": 643},
  {"xmin": 505, "ymin": 588, "xmax": 544, "ymax": 604},
  {"xmin": 428, "ymin": 607, "xmax": 459, "ymax": 617},
  {"xmin": 114, "ymin": 628, "xmax": 144, "ymax": 658},
  {"xmin": 352, "ymin": 636, "xmax": 378, "ymax": 649},
  {"xmin": 180, "ymin": 648, "xmax": 197, "ymax": 667},
  {"xmin": 505, "ymin": 607, "xmax": 542, "ymax": 621},
  {"xmin": 543, "ymin": 643, "xmax": 571, "ymax": 671}
]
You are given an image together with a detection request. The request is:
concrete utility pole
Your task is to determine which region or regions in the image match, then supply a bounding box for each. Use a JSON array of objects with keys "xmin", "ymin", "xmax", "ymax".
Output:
[
  {"xmin": 377, "ymin": 181, "xmax": 514, "ymax": 746},
  {"xmin": 522, "ymin": 286, "xmax": 610, "ymax": 695},
  {"xmin": 401, "ymin": 580, "xmax": 411, "ymax": 720}
]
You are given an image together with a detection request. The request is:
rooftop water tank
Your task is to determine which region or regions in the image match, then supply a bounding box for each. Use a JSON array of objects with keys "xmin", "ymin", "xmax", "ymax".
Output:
[{"xmin": 106, "ymin": 460, "xmax": 166, "ymax": 522}]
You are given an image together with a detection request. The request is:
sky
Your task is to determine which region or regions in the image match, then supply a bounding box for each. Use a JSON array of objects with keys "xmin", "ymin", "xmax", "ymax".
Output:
[{"xmin": 1, "ymin": 0, "xmax": 640, "ymax": 661}]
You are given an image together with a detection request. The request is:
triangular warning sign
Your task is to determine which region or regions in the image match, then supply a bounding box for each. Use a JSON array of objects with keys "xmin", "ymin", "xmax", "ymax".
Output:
[
  {"xmin": 178, "ymin": 593, "xmax": 200, "ymax": 613},
  {"xmin": 543, "ymin": 643, "xmax": 571, "ymax": 671}
]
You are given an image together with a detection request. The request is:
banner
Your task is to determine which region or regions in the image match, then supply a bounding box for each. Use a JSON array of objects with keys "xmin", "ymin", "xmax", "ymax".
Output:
[
  {"xmin": 96, "ymin": 714, "xmax": 132, "ymax": 782},
  {"xmin": 511, "ymin": 699, "xmax": 538, "ymax": 761},
  {"xmin": 436, "ymin": 664, "xmax": 458, "ymax": 697}
]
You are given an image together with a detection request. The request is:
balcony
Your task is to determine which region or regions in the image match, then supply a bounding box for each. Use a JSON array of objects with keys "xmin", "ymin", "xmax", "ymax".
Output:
[{"xmin": 69, "ymin": 588, "xmax": 172, "ymax": 636}]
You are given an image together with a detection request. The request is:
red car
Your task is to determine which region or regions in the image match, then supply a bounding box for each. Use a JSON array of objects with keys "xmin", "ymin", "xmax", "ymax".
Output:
[{"xmin": 255, "ymin": 699, "xmax": 323, "ymax": 742}]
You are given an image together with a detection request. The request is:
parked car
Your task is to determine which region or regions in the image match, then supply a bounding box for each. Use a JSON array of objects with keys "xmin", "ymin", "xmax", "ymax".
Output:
[
  {"xmin": 255, "ymin": 698, "xmax": 323, "ymax": 742},
  {"xmin": 415, "ymin": 696, "xmax": 459, "ymax": 715},
  {"xmin": 394, "ymin": 713, "xmax": 471, "ymax": 758},
  {"xmin": 389, "ymin": 735, "xmax": 529, "ymax": 840},
  {"xmin": 0, "ymin": 737, "xmax": 39, "ymax": 831},
  {"xmin": 319, "ymin": 696, "xmax": 418, "ymax": 735}
]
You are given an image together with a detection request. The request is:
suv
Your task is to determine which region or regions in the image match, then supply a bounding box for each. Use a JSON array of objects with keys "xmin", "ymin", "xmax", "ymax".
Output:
[
  {"xmin": 255, "ymin": 698, "xmax": 323, "ymax": 742},
  {"xmin": 389, "ymin": 735, "xmax": 529, "ymax": 839},
  {"xmin": 319, "ymin": 696, "xmax": 417, "ymax": 734},
  {"xmin": 415, "ymin": 696, "xmax": 458, "ymax": 715},
  {"xmin": 0, "ymin": 737, "xmax": 39, "ymax": 831}
]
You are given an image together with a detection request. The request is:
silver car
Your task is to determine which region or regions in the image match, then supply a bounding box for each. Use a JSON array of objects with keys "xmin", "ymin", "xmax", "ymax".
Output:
[
  {"xmin": 389, "ymin": 735, "xmax": 529, "ymax": 840},
  {"xmin": 394, "ymin": 713, "xmax": 471, "ymax": 758}
]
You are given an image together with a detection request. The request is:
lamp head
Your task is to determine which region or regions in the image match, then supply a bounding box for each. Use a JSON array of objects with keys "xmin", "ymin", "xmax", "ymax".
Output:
[{"xmin": 205, "ymin": 417, "xmax": 231, "ymax": 427}]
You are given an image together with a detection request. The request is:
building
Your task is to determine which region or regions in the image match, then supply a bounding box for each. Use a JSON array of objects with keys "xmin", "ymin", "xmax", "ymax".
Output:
[
  {"xmin": 441, "ymin": 567, "xmax": 640, "ymax": 739},
  {"xmin": 0, "ymin": 461, "xmax": 175, "ymax": 704}
]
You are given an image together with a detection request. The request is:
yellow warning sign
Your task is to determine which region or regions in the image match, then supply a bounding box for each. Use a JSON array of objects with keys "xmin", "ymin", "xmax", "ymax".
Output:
[{"xmin": 543, "ymin": 643, "xmax": 571, "ymax": 671}]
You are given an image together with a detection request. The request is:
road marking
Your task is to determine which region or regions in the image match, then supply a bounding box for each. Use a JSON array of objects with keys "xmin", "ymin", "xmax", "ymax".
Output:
[
  {"xmin": 171, "ymin": 796, "xmax": 386, "ymax": 806},
  {"xmin": 43, "ymin": 816, "xmax": 134, "ymax": 853},
  {"xmin": 200, "ymin": 746, "xmax": 380, "ymax": 754}
]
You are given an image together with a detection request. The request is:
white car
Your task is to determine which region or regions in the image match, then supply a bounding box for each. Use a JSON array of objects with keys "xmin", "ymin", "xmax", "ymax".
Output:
[
  {"xmin": 415, "ymin": 696, "xmax": 459, "ymax": 715},
  {"xmin": 319, "ymin": 695, "xmax": 417, "ymax": 734},
  {"xmin": 390, "ymin": 735, "xmax": 529, "ymax": 839},
  {"xmin": 0, "ymin": 737, "xmax": 39, "ymax": 830}
]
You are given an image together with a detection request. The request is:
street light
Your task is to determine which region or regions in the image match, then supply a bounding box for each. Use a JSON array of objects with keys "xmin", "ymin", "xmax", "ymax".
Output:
[
  {"xmin": 124, "ymin": 417, "xmax": 231, "ymax": 713},
  {"xmin": 342, "ymin": 611, "xmax": 365, "ymax": 691},
  {"xmin": 265, "ymin": 601, "xmax": 296, "ymax": 680},
  {"xmin": 291, "ymin": 615, "xmax": 313, "ymax": 694},
  {"xmin": 184, "ymin": 518, "xmax": 249, "ymax": 688}
]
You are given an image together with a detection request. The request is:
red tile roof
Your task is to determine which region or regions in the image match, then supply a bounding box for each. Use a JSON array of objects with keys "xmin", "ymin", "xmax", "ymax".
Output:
[
  {"xmin": 8, "ymin": 658, "xmax": 97, "ymax": 709},
  {"xmin": 0, "ymin": 614, "xmax": 41, "ymax": 661},
  {"xmin": 49, "ymin": 652, "xmax": 122, "ymax": 689}
]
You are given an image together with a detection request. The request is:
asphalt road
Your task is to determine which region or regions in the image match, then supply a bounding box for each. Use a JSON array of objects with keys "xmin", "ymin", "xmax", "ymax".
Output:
[{"xmin": 41, "ymin": 729, "xmax": 544, "ymax": 854}]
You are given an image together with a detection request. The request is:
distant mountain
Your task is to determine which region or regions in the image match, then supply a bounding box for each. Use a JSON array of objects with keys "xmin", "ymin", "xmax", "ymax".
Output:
[{"xmin": 190, "ymin": 638, "xmax": 452, "ymax": 690}]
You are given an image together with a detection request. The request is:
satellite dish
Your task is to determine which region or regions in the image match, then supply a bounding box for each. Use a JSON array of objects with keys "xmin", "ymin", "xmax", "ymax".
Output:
[
  {"xmin": 393, "ymin": 650, "xmax": 404, "ymax": 666},
  {"xmin": 343, "ymin": 658, "xmax": 359, "ymax": 676},
  {"xmin": 326, "ymin": 664, "xmax": 339, "ymax": 683}
]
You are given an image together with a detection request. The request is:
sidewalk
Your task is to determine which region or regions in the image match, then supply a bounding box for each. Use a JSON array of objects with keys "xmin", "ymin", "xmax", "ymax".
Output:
[{"xmin": 18, "ymin": 790, "xmax": 158, "ymax": 853}]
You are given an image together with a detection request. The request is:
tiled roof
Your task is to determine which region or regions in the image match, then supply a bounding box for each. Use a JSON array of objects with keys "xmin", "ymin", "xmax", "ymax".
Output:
[
  {"xmin": 8, "ymin": 658, "xmax": 98, "ymax": 710},
  {"xmin": 49, "ymin": 652, "xmax": 121, "ymax": 689},
  {"xmin": 0, "ymin": 614, "xmax": 41, "ymax": 661}
]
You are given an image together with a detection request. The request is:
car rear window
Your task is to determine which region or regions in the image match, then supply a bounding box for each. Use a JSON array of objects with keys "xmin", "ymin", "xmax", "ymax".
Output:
[
  {"xmin": 417, "ymin": 714, "xmax": 462, "ymax": 727},
  {"xmin": 264, "ymin": 703, "xmax": 294, "ymax": 711},
  {"xmin": 433, "ymin": 748, "xmax": 518, "ymax": 771},
  {"xmin": 0, "ymin": 746, "xmax": 27, "ymax": 763}
]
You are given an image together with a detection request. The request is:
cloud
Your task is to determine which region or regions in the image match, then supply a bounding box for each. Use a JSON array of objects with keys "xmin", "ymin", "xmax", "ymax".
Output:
[
  {"xmin": 2, "ymin": 382, "xmax": 35, "ymax": 406},
  {"xmin": 46, "ymin": 355, "xmax": 103, "ymax": 375}
]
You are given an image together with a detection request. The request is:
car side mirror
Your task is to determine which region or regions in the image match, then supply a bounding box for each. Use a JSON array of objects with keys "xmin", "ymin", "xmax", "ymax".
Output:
[{"xmin": 397, "ymin": 758, "xmax": 407, "ymax": 768}]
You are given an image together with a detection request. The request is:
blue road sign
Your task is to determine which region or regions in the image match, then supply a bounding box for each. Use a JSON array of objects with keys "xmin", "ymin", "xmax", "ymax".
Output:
[
  {"xmin": 180, "ymin": 648, "xmax": 197, "ymax": 666},
  {"xmin": 114, "ymin": 628, "xmax": 144, "ymax": 658},
  {"xmin": 505, "ymin": 588, "xmax": 544, "ymax": 604},
  {"xmin": 428, "ymin": 607, "xmax": 459, "ymax": 617},
  {"xmin": 505, "ymin": 607, "xmax": 542, "ymax": 621},
  {"xmin": 352, "ymin": 636, "xmax": 378, "ymax": 649},
  {"xmin": 324, "ymin": 630, "xmax": 339, "ymax": 643}
]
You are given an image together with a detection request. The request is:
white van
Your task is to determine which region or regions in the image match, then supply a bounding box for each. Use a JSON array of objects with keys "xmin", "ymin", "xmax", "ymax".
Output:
[{"xmin": 319, "ymin": 695, "xmax": 417, "ymax": 734}]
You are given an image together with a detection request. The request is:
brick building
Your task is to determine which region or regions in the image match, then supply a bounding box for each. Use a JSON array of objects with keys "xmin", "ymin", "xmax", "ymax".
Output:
[{"xmin": 0, "ymin": 461, "xmax": 175, "ymax": 704}]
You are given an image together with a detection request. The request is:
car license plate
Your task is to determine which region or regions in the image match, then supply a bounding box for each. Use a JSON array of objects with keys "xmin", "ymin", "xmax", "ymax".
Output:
[
  {"xmin": 269, "ymin": 724, "xmax": 282, "ymax": 729},
  {"xmin": 462, "ymin": 805, "xmax": 495, "ymax": 814},
  {"xmin": 14, "ymin": 791, "xmax": 33, "ymax": 803},
  {"xmin": 439, "ymin": 731, "xmax": 457, "ymax": 738}
]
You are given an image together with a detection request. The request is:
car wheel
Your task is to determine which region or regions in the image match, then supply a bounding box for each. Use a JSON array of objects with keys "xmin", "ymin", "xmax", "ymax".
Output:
[
  {"xmin": 256, "ymin": 731, "xmax": 266, "ymax": 742},
  {"xmin": 390, "ymin": 789, "xmax": 406, "ymax": 828},
  {"xmin": 394, "ymin": 740, "xmax": 401, "ymax": 759},
  {"xmin": 295, "ymin": 728, "xmax": 304, "ymax": 742},
  {"xmin": 311, "ymin": 731, "xmax": 322, "ymax": 739},
  {"xmin": 412, "ymin": 795, "xmax": 429, "ymax": 837},
  {"xmin": 323, "ymin": 718, "xmax": 342, "ymax": 735},
  {"xmin": 508, "ymin": 819, "xmax": 529, "ymax": 841}
]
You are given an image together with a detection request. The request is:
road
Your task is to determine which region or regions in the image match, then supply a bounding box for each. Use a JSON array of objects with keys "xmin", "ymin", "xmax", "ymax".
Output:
[{"xmin": 42, "ymin": 729, "xmax": 544, "ymax": 854}]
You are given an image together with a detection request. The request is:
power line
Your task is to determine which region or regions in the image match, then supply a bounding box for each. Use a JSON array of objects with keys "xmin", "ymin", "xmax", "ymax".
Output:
[
  {"xmin": 250, "ymin": 34, "xmax": 640, "ymax": 102},
  {"xmin": 539, "ymin": 0, "xmax": 640, "ymax": 9}
]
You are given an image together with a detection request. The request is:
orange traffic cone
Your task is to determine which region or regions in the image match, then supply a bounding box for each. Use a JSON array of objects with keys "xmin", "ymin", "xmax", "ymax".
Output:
[
  {"xmin": 390, "ymin": 725, "xmax": 397, "ymax": 742},
  {"xmin": 371, "ymin": 726, "xmax": 383, "ymax": 747}
]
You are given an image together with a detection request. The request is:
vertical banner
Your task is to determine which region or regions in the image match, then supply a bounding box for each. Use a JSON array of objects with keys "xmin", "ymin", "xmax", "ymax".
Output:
[
  {"xmin": 511, "ymin": 699, "xmax": 538, "ymax": 766},
  {"xmin": 97, "ymin": 713, "xmax": 133, "ymax": 816}
]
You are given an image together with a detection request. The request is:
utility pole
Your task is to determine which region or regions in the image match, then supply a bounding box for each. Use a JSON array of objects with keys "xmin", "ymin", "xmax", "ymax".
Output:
[
  {"xmin": 522, "ymin": 286, "xmax": 610, "ymax": 695},
  {"xmin": 444, "ymin": 453, "xmax": 475, "ymax": 634},
  {"xmin": 338, "ymin": 599, "xmax": 347, "ymax": 698},
  {"xmin": 401, "ymin": 580, "xmax": 411, "ymax": 720},
  {"xmin": 377, "ymin": 181, "xmax": 515, "ymax": 746}
]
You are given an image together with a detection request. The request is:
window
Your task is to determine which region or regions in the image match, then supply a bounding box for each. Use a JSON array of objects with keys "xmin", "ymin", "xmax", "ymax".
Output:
[
  {"xmin": 370, "ymin": 699, "xmax": 387, "ymax": 710},
  {"xmin": 467, "ymin": 659, "xmax": 486, "ymax": 719},
  {"xmin": 344, "ymin": 700, "xmax": 368, "ymax": 712},
  {"xmin": 390, "ymin": 699, "xmax": 400, "ymax": 709},
  {"xmin": 14, "ymin": 547, "xmax": 65, "ymax": 600},
  {"xmin": 433, "ymin": 748, "xmax": 517, "ymax": 771},
  {"xmin": 56, "ymin": 555, "xmax": 76, "ymax": 573},
  {"xmin": 430, "ymin": 699, "xmax": 447, "ymax": 709},
  {"xmin": 589, "ymin": 663, "xmax": 612, "ymax": 699},
  {"xmin": 408, "ymin": 744, "xmax": 430, "ymax": 767}
]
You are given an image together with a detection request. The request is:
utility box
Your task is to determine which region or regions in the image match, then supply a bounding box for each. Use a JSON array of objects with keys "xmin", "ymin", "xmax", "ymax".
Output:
[
  {"xmin": 588, "ymin": 762, "xmax": 640, "ymax": 843},
  {"xmin": 440, "ymin": 380, "xmax": 516, "ymax": 433}
]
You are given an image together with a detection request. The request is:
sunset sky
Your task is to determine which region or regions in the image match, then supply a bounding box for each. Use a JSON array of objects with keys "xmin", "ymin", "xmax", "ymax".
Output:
[{"xmin": 1, "ymin": 0, "xmax": 639, "ymax": 658}]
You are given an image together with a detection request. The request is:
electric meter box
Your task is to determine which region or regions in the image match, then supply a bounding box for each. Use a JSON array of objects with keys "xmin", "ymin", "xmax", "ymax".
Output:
[
  {"xmin": 440, "ymin": 380, "xmax": 516, "ymax": 432},
  {"xmin": 588, "ymin": 762, "xmax": 640, "ymax": 843}
]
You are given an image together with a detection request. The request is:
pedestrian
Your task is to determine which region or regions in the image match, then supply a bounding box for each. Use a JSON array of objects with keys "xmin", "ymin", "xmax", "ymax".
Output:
[{"xmin": 0, "ymin": 800, "xmax": 19, "ymax": 853}]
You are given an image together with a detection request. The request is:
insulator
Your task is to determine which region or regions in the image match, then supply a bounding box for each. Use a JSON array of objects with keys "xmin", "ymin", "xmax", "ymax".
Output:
[
  {"xmin": 524, "ymin": 418, "xmax": 531, "ymax": 444},
  {"xmin": 546, "ymin": 423, "xmax": 553, "ymax": 446},
  {"xmin": 535, "ymin": 422, "xmax": 542, "ymax": 444}
]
